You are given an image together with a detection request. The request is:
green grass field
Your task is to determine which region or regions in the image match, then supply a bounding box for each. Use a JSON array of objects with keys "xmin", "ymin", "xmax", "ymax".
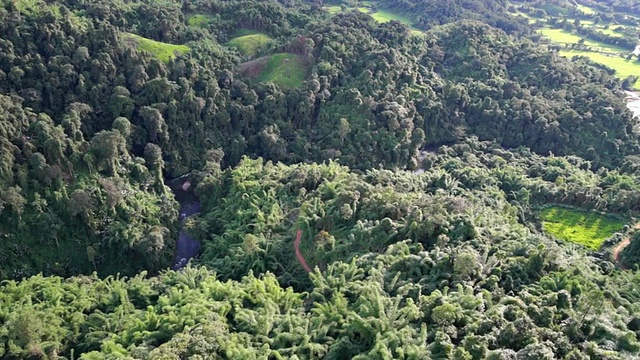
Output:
[
  {"xmin": 325, "ymin": 3, "xmax": 424, "ymax": 36},
  {"xmin": 515, "ymin": 12, "xmax": 543, "ymax": 24},
  {"xmin": 188, "ymin": 14, "xmax": 215, "ymax": 27},
  {"xmin": 538, "ymin": 28, "xmax": 627, "ymax": 53},
  {"xmin": 324, "ymin": 5, "xmax": 343, "ymax": 14},
  {"xmin": 541, "ymin": 206, "xmax": 626, "ymax": 250},
  {"xmin": 227, "ymin": 32, "xmax": 273, "ymax": 56},
  {"xmin": 596, "ymin": 26, "xmax": 625, "ymax": 37},
  {"xmin": 256, "ymin": 53, "xmax": 307, "ymax": 89},
  {"xmin": 576, "ymin": 4, "xmax": 596, "ymax": 15},
  {"xmin": 123, "ymin": 33, "xmax": 190, "ymax": 63},
  {"xmin": 559, "ymin": 50, "xmax": 640, "ymax": 89},
  {"xmin": 371, "ymin": 10, "xmax": 413, "ymax": 24}
]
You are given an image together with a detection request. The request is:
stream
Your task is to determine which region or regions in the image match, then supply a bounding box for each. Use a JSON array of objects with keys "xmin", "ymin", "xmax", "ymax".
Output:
[{"xmin": 169, "ymin": 177, "xmax": 202, "ymax": 270}]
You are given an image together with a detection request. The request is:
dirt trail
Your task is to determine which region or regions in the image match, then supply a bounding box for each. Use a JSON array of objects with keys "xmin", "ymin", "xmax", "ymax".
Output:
[
  {"xmin": 613, "ymin": 238, "xmax": 631, "ymax": 270},
  {"xmin": 294, "ymin": 229, "xmax": 312, "ymax": 273},
  {"xmin": 613, "ymin": 222, "xmax": 640, "ymax": 270}
]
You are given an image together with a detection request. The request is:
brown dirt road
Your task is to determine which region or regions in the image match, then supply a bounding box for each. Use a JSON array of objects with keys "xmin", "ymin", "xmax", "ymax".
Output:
[
  {"xmin": 613, "ymin": 222, "xmax": 640, "ymax": 270},
  {"xmin": 613, "ymin": 237, "xmax": 631, "ymax": 270}
]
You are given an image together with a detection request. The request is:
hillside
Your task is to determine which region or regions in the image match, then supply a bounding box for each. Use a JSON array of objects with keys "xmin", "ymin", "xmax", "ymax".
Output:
[{"xmin": 1, "ymin": 0, "xmax": 640, "ymax": 358}]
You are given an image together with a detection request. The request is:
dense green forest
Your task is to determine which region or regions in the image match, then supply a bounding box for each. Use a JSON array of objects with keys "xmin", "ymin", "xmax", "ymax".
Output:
[{"xmin": 1, "ymin": 0, "xmax": 640, "ymax": 358}]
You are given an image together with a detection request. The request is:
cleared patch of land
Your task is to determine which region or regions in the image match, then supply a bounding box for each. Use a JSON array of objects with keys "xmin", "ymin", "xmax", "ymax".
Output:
[
  {"xmin": 324, "ymin": 5, "xmax": 343, "ymax": 14},
  {"xmin": 227, "ymin": 32, "xmax": 273, "ymax": 57},
  {"xmin": 255, "ymin": 53, "xmax": 307, "ymax": 89},
  {"xmin": 541, "ymin": 206, "xmax": 626, "ymax": 250},
  {"xmin": 188, "ymin": 14, "xmax": 215, "ymax": 27},
  {"xmin": 123, "ymin": 33, "xmax": 190, "ymax": 63},
  {"xmin": 537, "ymin": 28, "xmax": 626, "ymax": 53},
  {"xmin": 371, "ymin": 10, "xmax": 413, "ymax": 24},
  {"xmin": 596, "ymin": 26, "xmax": 625, "ymax": 37},
  {"xmin": 324, "ymin": 1, "xmax": 424, "ymax": 36},
  {"xmin": 576, "ymin": 4, "xmax": 596, "ymax": 15},
  {"xmin": 559, "ymin": 50, "xmax": 640, "ymax": 89}
]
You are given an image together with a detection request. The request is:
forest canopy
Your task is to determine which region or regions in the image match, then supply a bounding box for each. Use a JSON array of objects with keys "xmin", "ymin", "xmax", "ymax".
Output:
[{"xmin": 1, "ymin": 0, "xmax": 640, "ymax": 358}]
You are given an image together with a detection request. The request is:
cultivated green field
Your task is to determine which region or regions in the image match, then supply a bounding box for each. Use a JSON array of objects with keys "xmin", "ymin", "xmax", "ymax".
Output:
[
  {"xmin": 256, "ymin": 53, "xmax": 307, "ymax": 89},
  {"xmin": 123, "ymin": 33, "xmax": 190, "ymax": 63},
  {"xmin": 559, "ymin": 50, "xmax": 640, "ymax": 89},
  {"xmin": 227, "ymin": 32, "xmax": 273, "ymax": 56},
  {"xmin": 541, "ymin": 206, "xmax": 626, "ymax": 250},
  {"xmin": 188, "ymin": 14, "xmax": 215, "ymax": 27},
  {"xmin": 538, "ymin": 28, "xmax": 583, "ymax": 43},
  {"xmin": 537, "ymin": 28, "xmax": 626, "ymax": 53}
]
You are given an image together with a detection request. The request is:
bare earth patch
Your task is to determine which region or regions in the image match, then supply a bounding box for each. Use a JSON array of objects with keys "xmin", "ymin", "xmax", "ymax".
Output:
[{"xmin": 238, "ymin": 56, "xmax": 269, "ymax": 77}]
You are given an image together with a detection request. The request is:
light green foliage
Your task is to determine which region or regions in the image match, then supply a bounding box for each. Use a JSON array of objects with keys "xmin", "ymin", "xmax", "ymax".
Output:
[
  {"xmin": 187, "ymin": 14, "xmax": 215, "ymax": 27},
  {"xmin": 13, "ymin": 0, "xmax": 49, "ymax": 16},
  {"xmin": 227, "ymin": 32, "xmax": 273, "ymax": 56},
  {"xmin": 255, "ymin": 53, "xmax": 307, "ymax": 89},
  {"xmin": 559, "ymin": 50, "xmax": 640, "ymax": 89},
  {"xmin": 540, "ymin": 206, "xmax": 625, "ymax": 249},
  {"xmin": 123, "ymin": 33, "xmax": 190, "ymax": 63}
]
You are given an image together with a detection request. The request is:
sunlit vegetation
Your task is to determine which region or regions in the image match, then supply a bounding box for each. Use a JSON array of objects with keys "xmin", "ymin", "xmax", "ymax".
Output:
[
  {"xmin": 3, "ymin": 0, "xmax": 640, "ymax": 357},
  {"xmin": 227, "ymin": 32, "xmax": 273, "ymax": 56},
  {"xmin": 559, "ymin": 50, "xmax": 640, "ymax": 89},
  {"xmin": 13, "ymin": 0, "xmax": 50, "ymax": 15},
  {"xmin": 187, "ymin": 13, "xmax": 215, "ymax": 27},
  {"xmin": 123, "ymin": 33, "xmax": 190, "ymax": 63},
  {"xmin": 324, "ymin": 5, "xmax": 343, "ymax": 14},
  {"xmin": 537, "ymin": 28, "xmax": 626, "ymax": 53},
  {"xmin": 541, "ymin": 206, "xmax": 626, "ymax": 249},
  {"xmin": 576, "ymin": 4, "xmax": 596, "ymax": 15},
  {"xmin": 255, "ymin": 53, "xmax": 307, "ymax": 89},
  {"xmin": 371, "ymin": 9, "xmax": 413, "ymax": 24}
]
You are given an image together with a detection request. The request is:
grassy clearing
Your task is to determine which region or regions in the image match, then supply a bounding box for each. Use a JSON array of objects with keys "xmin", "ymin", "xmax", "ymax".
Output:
[
  {"xmin": 324, "ymin": 5, "xmax": 343, "ymax": 14},
  {"xmin": 369, "ymin": 8, "xmax": 424, "ymax": 35},
  {"xmin": 515, "ymin": 12, "xmax": 543, "ymax": 24},
  {"xmin": 371, "ymin": 10, "xmax": 413, "ymax": 24},
  {"xmin": 541, "ymin": 206, "xmax": 626, "ymax": 250},
  {"xmin": 596, "ymin": 26, "xmax": 625, "ymax": 37},
  {"xmin": 227, "ymin": 32, "xmax": 273, "ymax": 56},
  {"xmin": 188, "ymin": 14, "xmax": 215, "ymax": 27},
  {"xmin": 559, "ymin": 50, "xmax": 640, "ymax": 88},
  {"xmin": 123, "ymin": 33, "xmax": 190, "ymax": 63},
  {"xmin": 576, "ymin": 4, "xmax": 596, "ymax": 15},
  {"xmin": 538, "ymin": 28, "xmax": 627, "ymax": 53},
  {"xmin": 255, "ymin": 53, "xmax": 307, "ymax": 89}
]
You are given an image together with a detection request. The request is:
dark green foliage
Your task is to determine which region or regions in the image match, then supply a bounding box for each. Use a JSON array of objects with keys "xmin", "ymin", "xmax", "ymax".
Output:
[{"xmin": 1, "ymin": 0, "xmax": 640, "ymax": 358}]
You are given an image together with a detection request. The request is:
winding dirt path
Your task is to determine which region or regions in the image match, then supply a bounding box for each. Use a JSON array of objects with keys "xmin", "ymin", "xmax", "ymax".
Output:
[
  {"xmin": 613, "ymin": 237, "xmax": 631, "ymax": 270},
  {"xmin": 294, "ymin": 229, "xmax": 312, "ymax": 273},
  {"xmin": 613, "ymin": 223, "xmax": 640, "ymax": 270}
]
